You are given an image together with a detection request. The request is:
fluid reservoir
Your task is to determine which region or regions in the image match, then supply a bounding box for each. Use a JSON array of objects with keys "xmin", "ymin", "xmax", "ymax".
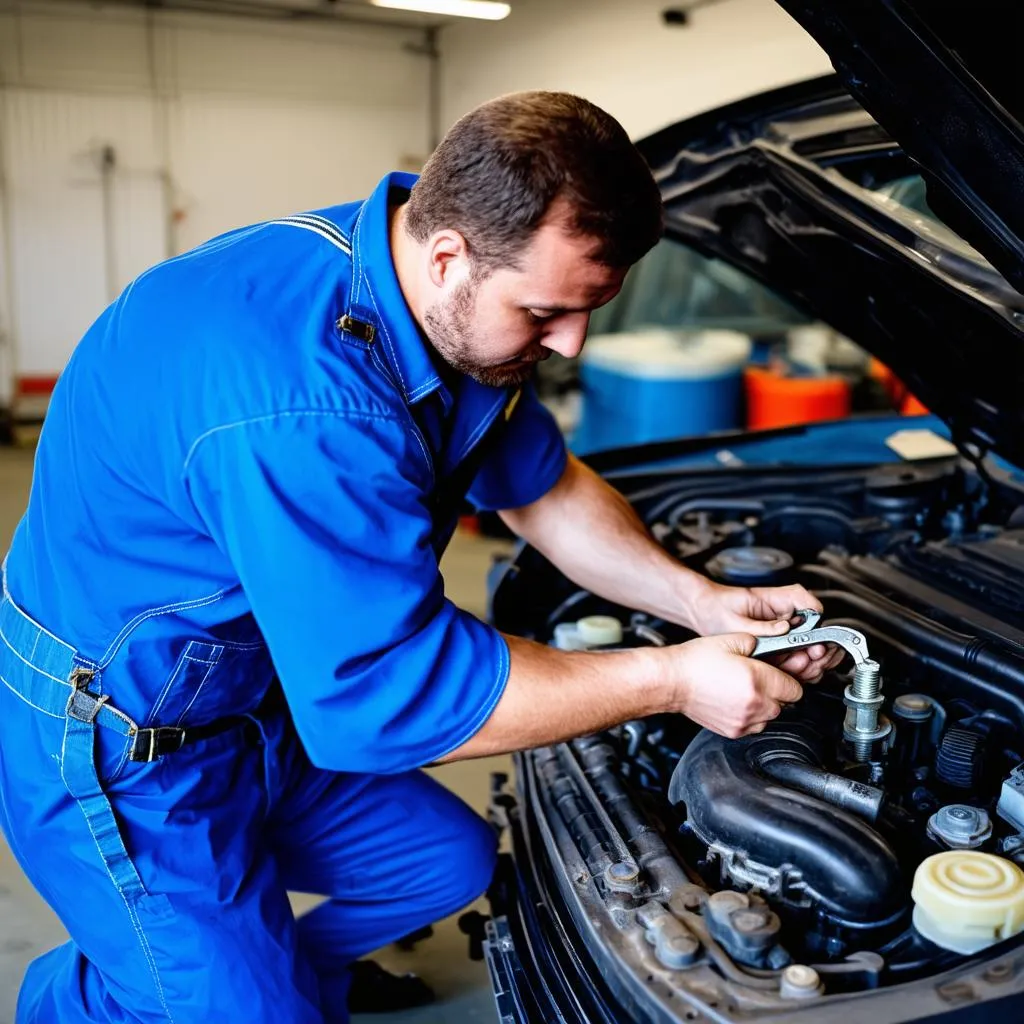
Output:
[
  {"xmin": 552, "ymin": 615, "xmax": 625, "ymax": 651},
  {"xmin": 912, "ymin": 851, "xmax": 1024, "ymax": 954},
  {"xmin": 576, "ymin": 616, "xmax": 625, "ymax": 647}
]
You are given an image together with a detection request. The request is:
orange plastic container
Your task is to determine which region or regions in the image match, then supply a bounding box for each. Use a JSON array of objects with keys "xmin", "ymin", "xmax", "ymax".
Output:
[
  {"xmin": 745, "ymin": 366, "xmax": 851, "ymax": 430},
  {"xmin": 902, "ymin": 393, "xmax": 930, "ymax": 416}
]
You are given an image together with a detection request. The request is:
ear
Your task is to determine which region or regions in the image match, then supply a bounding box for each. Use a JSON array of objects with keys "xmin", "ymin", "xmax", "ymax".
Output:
[{"xmin": 426, "ymin": 228, "xmax": 471, "ymax": 289}]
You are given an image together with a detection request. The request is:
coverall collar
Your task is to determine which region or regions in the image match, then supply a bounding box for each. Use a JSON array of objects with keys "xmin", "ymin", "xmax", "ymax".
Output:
[{"xmin": 348, "ymin": 171, "xmax": 447, "ymax": 408}]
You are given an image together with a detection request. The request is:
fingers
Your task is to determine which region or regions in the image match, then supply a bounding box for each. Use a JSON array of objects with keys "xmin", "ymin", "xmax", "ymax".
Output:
[
  {"xmin": 826, "ymin": 646, "xmax": 846, "ymax": 671},
  {"xmin": 716, "ymin": 632, "xmax": 759, "ymax": 657},
  {"xmin": 770, "ymin": 641, "xmax": 847, "ymax": 683},
  {"xmin": 788, "ymin": 586, "xmax": 823, "ymax": 615},
  {"xmin": 726, "ymin": 669, "xmax": 798, "ymax": 739},
  {"xmin": 759, "ymin": 662, "xmax": 804, "ymax": 705},
  {"xmin": 756, "ymin": 584, "xmax": 823, "ymax": 618},
  {"xmin": 769, "ymin": 649, "xmax": 822, "ymax": 682}
]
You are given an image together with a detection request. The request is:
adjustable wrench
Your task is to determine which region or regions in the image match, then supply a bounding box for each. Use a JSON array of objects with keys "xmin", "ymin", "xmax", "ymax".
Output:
[{"xmin": 750, "ymin": 610, "xmax": 871, "ymax": 666}]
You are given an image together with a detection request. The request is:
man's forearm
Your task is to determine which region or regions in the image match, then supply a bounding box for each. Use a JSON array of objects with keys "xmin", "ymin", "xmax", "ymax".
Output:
[
  {"xmin": 499, "ymin": 454, "xmax": 707, "ymax": 628},
  {"xmin": 438, "ymin": 634, "xmax": 672, "ymax": 761}
]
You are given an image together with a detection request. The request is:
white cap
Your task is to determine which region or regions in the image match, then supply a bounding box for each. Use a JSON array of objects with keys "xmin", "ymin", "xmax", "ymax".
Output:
[
  {"xmin": 576, "ymin": 616, "xmax": 624, "ymax": 647},
  {"xmin": 912, "ymin": 851, "xmax": 1024, "ymax": 954}
]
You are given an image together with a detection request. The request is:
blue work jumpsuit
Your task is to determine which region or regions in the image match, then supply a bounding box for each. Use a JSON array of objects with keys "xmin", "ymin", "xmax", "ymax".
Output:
[{"xmin": 0, "ymin": 171, "xmax": 568, "ymax": 1022}]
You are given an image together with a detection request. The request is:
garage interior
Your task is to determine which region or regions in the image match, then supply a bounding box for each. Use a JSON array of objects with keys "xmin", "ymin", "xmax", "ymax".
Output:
[{"xmin": 4, "ymin": 1, "xmax": 1021, "ymax": 1023}]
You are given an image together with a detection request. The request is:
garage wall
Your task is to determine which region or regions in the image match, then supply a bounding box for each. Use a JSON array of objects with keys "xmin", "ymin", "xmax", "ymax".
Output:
[
  {"xmin": 0, "ymin": 2, "xmax": 432, "ymax": 404},
  {"xmin": 440, "ymin": 0, "xmax": 832, "ymax": 139}
]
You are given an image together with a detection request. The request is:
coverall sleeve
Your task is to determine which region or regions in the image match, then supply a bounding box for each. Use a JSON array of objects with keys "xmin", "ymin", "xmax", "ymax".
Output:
[
  {"xmin": 182, "ymin": 409, "xmax": 510, "ymax": 773},
  {"xmin": 466, "ymin": 384, "xmax": 568, "ymax": 511}
]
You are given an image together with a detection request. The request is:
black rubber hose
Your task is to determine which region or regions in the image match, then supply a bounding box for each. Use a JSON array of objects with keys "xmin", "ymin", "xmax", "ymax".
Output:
[
  {"xmin": 570, "ymin": 737, "xmax": 703, "ymax": 900},
  {"xmin": 800, "ymin": 560, "xmax": 1024, "ymax": 679},
  {"xmin": 803, "ymin": 586, "xmax": 1024, "ymax": 724},
  {"xmin": 535, "ymin": 748, "xmax": 617, "ymax": 876},
  {"xmin": 670, "ymin": 725, "xmax": 905, "ymax": 927},
  {"xmin": 572, "ymin": 737, "xmax": 653, "ymax": 842}
]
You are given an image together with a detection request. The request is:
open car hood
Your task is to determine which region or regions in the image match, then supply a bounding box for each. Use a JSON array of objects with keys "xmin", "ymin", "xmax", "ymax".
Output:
[
  {"xmin": 636, "ymin": 63, "xmax": 1024, "ymax": 469},
  {"xmin": 776, "ymin": 0, "xmax": 1024, "ymax": 296}
]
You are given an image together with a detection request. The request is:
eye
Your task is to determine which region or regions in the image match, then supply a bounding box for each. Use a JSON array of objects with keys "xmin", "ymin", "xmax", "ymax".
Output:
[{"xmin": 526, "ymin": 309, "xmax": 557, "ymax": 323}]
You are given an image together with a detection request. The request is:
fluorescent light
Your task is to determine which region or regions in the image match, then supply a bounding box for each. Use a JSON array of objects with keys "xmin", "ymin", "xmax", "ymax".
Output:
[{"xmin": 371, "ymin": 0, "xmax": 511, "ymax": 20}]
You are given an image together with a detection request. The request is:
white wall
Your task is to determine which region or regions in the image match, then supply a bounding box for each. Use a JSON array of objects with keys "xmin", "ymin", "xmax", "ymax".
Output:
[
  {"xmin": 440, "ymin": 0, "xmax": 833, "ymax": 139},
  {"xmin": 0, "ymin": 2, "xmax": 432, "ymax": 401}
]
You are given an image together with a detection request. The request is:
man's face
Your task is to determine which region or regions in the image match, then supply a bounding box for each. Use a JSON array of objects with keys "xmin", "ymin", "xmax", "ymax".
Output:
[{"xmin": 422, "ymin": 210, "xmax": 627, "ymax": 389}]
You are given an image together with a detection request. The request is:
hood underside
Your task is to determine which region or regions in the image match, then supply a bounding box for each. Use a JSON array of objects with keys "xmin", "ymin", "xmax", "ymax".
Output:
[
  {"xmin": 636, "ymin": 74, "xmax": 1024, "ymax": 470},
  {"xmin": 776, "ymin": 0, "xmax": 1024, "ymax": 296}
]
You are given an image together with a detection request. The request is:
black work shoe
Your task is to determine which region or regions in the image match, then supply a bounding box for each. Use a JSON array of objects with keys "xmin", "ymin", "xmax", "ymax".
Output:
[{"xmin": 347, "ymin": 959, "xmax": 436, "ymax": 1014}]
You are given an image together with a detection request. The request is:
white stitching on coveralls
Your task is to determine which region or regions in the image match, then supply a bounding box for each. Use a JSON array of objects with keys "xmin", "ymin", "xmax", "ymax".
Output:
[
  {"xmin": 363, "ymin": 275, "xmax": 408, "ymax": 397},
  {"xmin": 452, "ymin": 395, "xmax": 507, "ymax": 465},
  {"xmin": 0, "ymin": 623, "xmax": 70, "ymax": 687},
  {"xmin": 58, "ymin": 727, "xmax": 176, "ymax": 1023},
  {"xmin": 0, "ymin": 671, "xmax": 62, "ymax": 718},
  {"xmin": 182, "ymin": 408, "xmax": 401, "ymax": 476},
  {"xmin": 173, "ymin": 654, "xmax": 221, "ymax": 727},
  {"xmin": 98, "ymin": 589, "xmax": 230, "ymax": 670}
]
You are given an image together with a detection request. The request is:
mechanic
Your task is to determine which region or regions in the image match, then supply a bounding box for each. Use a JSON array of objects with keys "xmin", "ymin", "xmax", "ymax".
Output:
[{"xmin": 0, "ymin": 91, "xmax": 837, "ymax": 1023}]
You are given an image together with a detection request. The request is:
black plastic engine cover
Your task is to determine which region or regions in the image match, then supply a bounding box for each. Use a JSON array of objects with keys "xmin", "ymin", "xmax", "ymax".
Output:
[{"xmin": 668, "ymin": 725, "xmax": 906, "ymax": 929}]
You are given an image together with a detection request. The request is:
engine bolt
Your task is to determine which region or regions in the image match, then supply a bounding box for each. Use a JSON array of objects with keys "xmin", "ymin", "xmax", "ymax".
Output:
[
  {"xmin": 852, "ymin": 660, "xmax": 881, "ymax": 700},
  {"xmin": 604, "ymin": 861, "xmax": 640, "ymax": 891},
  {"xmin": 780, "ymin": 964, "xmax": 823, "ymax": 999},
  {"xmin": 844, "ymin": 659, "xmax": 892, "ymax": 762}
]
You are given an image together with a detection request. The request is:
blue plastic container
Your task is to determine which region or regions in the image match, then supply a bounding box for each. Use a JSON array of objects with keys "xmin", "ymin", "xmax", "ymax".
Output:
[{"xmin": 573, "ymin": 329, "xmax": 752, "ymax": 453}]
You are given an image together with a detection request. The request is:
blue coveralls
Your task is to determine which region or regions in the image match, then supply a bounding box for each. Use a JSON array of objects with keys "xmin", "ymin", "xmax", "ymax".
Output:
[{"xmin": 0, "ymin": 171, "xmax": 568, "ymax": 1023}]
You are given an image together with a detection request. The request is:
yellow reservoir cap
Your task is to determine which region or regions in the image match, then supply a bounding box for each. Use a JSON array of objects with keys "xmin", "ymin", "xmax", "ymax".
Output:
[
  {"xmin": 912, "ymin": 851, "xmax": 1024, "ymax": 955},
  {"xmin": 576, "ymin": 616, "xmax": 624, "ymax": 647}
]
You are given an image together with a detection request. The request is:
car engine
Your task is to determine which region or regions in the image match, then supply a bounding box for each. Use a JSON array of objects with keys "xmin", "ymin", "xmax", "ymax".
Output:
[{"xmin": 489, "ymin": 454, "xmax": 1024, "ymax": 1017}]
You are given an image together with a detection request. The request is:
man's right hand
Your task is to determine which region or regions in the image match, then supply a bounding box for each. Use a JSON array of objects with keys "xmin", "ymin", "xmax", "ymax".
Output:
[{"xmin": 665, "ymin": 633, "xmax": 805, "ymax": 739}]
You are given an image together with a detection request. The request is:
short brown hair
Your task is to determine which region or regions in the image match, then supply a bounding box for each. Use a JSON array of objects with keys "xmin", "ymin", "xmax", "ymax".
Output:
[{"xmin": 404, "ymin": 91, "xmax": 663, "ymax": 272}]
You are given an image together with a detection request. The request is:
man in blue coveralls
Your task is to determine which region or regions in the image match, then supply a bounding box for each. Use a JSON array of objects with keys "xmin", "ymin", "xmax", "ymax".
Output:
[{"xmin": 0, "ymin": 92, "xmax": 834, "ymax": 1022}]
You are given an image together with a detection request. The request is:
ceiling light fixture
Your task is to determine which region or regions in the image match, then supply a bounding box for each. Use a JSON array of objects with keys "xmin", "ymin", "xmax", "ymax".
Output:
[{"xmin": 370, "ymin": 0, "xmax": 511, "ymax": 20}]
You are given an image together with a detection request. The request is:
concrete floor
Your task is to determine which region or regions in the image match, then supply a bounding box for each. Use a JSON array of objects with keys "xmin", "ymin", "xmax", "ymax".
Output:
[{"xmin": 0, "ymin": 443, "xmax": 512, "ymax": 1023}]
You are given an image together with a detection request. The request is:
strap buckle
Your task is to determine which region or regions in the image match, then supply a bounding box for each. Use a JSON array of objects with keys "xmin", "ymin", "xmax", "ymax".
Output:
[
  {"xmin": 336, "ymin": 314, "xmax": 376, "ymax": 344},
  {"xmin": 66, "ymin": 667, "xmax": 108, "ymax": 724},
  {"xmin": 130, "ymin": 726, "xmax": 187, "ymax": 763}
]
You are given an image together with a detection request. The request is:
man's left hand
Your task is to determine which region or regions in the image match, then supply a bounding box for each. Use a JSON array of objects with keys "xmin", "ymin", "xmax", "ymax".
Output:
[{"xmin": 685, "ymin": 580, "xmax": 843, "ymax": 683}]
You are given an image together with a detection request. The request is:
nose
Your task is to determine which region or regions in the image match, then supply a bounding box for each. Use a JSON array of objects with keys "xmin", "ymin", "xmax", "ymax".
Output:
[{"xmin": 541, "ymin": 313, "xmax": 590, "ymax": 359}]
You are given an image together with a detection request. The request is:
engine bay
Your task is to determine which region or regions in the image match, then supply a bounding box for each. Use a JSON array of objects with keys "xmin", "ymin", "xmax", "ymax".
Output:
[{"xmin": 490, "ymin": 454, "xmax": 1024, "ymax": 1018}]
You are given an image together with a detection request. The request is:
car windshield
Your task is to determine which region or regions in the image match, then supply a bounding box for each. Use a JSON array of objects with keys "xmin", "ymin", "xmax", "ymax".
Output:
[{"xmin": 588, "ymin": 238, "xmax": 808, "ymax": 337}]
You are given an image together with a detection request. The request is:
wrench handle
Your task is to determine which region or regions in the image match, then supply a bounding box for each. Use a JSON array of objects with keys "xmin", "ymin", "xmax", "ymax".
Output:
[{"xmin": 751, "ymin": 625, "xmax": 869, "ymax": 665}]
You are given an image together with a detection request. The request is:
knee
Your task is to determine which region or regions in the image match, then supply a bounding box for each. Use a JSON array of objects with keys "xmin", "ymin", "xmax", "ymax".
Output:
[
  {"xmin": 423, "ymin": 806, "xmax": 498, "ymax": 915},
  {"xmin": 458, "ymin": 808, "xmax": 500, "ymax": 900}
]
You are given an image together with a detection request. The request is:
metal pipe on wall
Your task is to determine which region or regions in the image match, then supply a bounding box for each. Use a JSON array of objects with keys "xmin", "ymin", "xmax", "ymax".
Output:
[
  {"xmin": 27, "ymin": 0, "xmax": 433, "ymax": 32},
  {"xmin": 145, "ymin": 8, "xmax": 178, "ymax": 260}
]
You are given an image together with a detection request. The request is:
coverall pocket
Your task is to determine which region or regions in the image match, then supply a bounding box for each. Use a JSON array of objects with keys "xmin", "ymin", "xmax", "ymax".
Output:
[{"xmin": 97, "ymin": 640, "xmax": 224, "ymax": 785}]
